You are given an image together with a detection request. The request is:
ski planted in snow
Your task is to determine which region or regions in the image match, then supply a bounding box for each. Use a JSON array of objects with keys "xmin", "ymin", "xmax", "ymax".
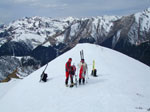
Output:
[
  {"xmin": 80, "ymin": 50, "xmax": 84, "ymax": 60},
  {"xmin": 39, "ymin": 63, "xmax": 48, "ymax": 82},
  {"xmin": 74, "ymin": 75, "xmax": 78, "ymax": 87}
]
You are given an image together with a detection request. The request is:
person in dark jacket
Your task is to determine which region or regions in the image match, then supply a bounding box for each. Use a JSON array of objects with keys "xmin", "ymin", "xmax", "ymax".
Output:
[
  {"xmin": 69, "ymin": 65, "xmax": 76, "ymax": 87},
  {"xmin": 65, "ymin": 58, "xmax": 72, "ymax": 86}
]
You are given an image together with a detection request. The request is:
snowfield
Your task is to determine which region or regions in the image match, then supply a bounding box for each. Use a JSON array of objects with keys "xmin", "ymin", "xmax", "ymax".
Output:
[{"xmin": 0, "ymin": 43, "xmax": 150, "ymax": 112}]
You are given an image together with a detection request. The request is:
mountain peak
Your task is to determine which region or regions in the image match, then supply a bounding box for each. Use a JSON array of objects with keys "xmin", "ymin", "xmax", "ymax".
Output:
[
  {"xmin": 0, "ymin": 43, "xmax": 150, "ymax": 112},
  {"xmin": 145, "ymin": 7, "xmax": 150, "ymax": 13}
]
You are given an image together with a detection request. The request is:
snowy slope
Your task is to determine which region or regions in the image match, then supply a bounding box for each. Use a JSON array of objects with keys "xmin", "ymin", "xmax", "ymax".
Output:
[
  {"xmin": 0, "ymin": 43, "xmax": 150, "ymax": 112},
  {"xmin": 0, "ymin": 79, "xmax": 21, "ymax": 99}
]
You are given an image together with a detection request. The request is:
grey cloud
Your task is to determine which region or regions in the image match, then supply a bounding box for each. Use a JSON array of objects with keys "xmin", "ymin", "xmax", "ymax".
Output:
[
  {"xmin": 30, "ymin": 2, "xmax": 68, "ymax": 9},
  {"xmin": 13, "ymin": 0, "xmax": 40, "ymax": 4},
  {"xmin": 0, "ymin": 0, "xmax": 150, "ymax": 24}
]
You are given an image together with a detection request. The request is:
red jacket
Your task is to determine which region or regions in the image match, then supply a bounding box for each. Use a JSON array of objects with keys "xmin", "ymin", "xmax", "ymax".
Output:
[{"xmin": 65, "ymin": 61, "xmax": 71, "ymax": 72}]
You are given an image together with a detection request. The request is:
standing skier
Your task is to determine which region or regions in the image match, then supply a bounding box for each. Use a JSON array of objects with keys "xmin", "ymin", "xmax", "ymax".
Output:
[
  {"xmin": 78, "ymin": 59, "xmax": 87, "ymax": 85},
  {"xmin": 69, "ymin": 65, "xmax": 76, "ymax": 87},
  {"xmin": 65, "ymin": 58, "xmax": 72, "ymax": 87}
]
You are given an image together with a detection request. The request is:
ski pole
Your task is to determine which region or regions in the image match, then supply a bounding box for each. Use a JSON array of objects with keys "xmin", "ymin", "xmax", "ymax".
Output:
[
  {"xmin": 75, "ymin": 74, "xmax": 77, "ymax": 87},
  {"xmin": 86, "ymin": 68, "xmax": 89, "ymax": 83}
]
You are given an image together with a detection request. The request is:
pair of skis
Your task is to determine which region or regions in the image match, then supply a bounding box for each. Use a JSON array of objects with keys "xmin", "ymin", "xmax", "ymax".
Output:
[
  {"xmin": 80, "ymin": 50, "xmax": 84, "ymax": 60},
  {"xmin": 74, "ymin": 74, "xmax": 78, "ymax": 88}
]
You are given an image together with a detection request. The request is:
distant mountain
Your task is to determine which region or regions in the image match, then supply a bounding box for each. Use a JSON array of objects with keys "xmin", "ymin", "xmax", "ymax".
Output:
[{"xmin": 0, "ymin": 8, "xmax": 150, "ymax": 80}]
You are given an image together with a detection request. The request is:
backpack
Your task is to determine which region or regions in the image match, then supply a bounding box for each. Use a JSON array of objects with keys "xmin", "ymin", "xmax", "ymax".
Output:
[
  {"xmin": 69, "ymin": 66, "xmax": 76, "ymax": 75},
  {"xmin": 41, "ymin": 72, "xmax": 48, "ymax": 82}
]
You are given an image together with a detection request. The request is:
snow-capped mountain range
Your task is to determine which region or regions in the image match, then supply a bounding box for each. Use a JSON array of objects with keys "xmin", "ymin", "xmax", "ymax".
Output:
[
  {"xmin": 0, "ymin": 8, "xmax": 150, "ymax": 48},
  {"xmin": 0, "ymin": 43, "xmax": 150, "ymax": 112},
  {"xmin": 0, "ymin": 8, "xmax": 150, "ymax": 81}
]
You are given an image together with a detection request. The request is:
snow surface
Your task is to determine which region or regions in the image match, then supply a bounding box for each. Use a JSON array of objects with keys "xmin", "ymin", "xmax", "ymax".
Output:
[
  {"xmin": 0, "ymin": 43, "xmax": 150, "ymax": 112},
  {"xmin": 13, "ymin": 33, "xmax": 46, "ymax": 49},
  {"xmin": 3, "ymin": 16, "xmax": 69, "ymax": 48},
  {"xmin": 0, "ymin": 79, "xmax": 21, "ymax": 99}
]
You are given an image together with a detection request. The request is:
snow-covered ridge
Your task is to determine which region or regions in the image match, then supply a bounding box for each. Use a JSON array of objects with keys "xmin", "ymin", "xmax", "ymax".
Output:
[
  {"xmin": 128, "ymin": 8, "xmax": 150, "ymax": 44},
  {"xmin": 0, "ymin": 8, "xmax": 150, "ymax": 49},
  {"xmin": 134, "ymin": 8, "xmax": 150, "ymax": 31},
  {"xmin": 1, "ymin": 7, "xmax": 150, "ymax": 49},
  {"xmin": 0, "ymin": 43, "xmax": 150, "ymax": 112},
  {"xmin": 0, "ymin": 15, "xmax": 120, "ymax": 48}
]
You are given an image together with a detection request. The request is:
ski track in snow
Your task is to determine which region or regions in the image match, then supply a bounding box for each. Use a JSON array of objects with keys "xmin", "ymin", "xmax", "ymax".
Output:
[{"xmin": 0, "ymin": 43, "xmax": 150, "ymax": 112}]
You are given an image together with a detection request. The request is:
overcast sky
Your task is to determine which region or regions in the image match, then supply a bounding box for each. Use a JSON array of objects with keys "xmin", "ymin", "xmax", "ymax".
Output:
[{"xmin": 0, "ymin": 0, "xmax": 150, "ymax": 24}]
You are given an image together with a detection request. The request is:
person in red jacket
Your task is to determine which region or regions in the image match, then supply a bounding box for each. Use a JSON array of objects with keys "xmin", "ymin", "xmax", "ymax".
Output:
[
  {"xmin": 78, "ymin": 59, "xmax": 87, "ymax": 85},
  {"xmin": 65, "ymin": 58, "xmax": 72, "ymax": 86}
]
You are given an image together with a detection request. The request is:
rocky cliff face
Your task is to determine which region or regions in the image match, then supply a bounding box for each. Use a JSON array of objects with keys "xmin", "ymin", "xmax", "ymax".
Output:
[{"xmin": 0, "ymin": 56, "xmax": 40, "ymax": 81}]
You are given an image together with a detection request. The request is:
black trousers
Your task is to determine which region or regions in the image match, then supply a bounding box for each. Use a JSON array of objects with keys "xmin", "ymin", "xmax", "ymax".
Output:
[
  {"xmin": 79, "ymin": 78, "xmax": 85, "ymax": 84},
  {"xmin": 65, "ymin": 75, "xmax": 73, "ymax": 85}
]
